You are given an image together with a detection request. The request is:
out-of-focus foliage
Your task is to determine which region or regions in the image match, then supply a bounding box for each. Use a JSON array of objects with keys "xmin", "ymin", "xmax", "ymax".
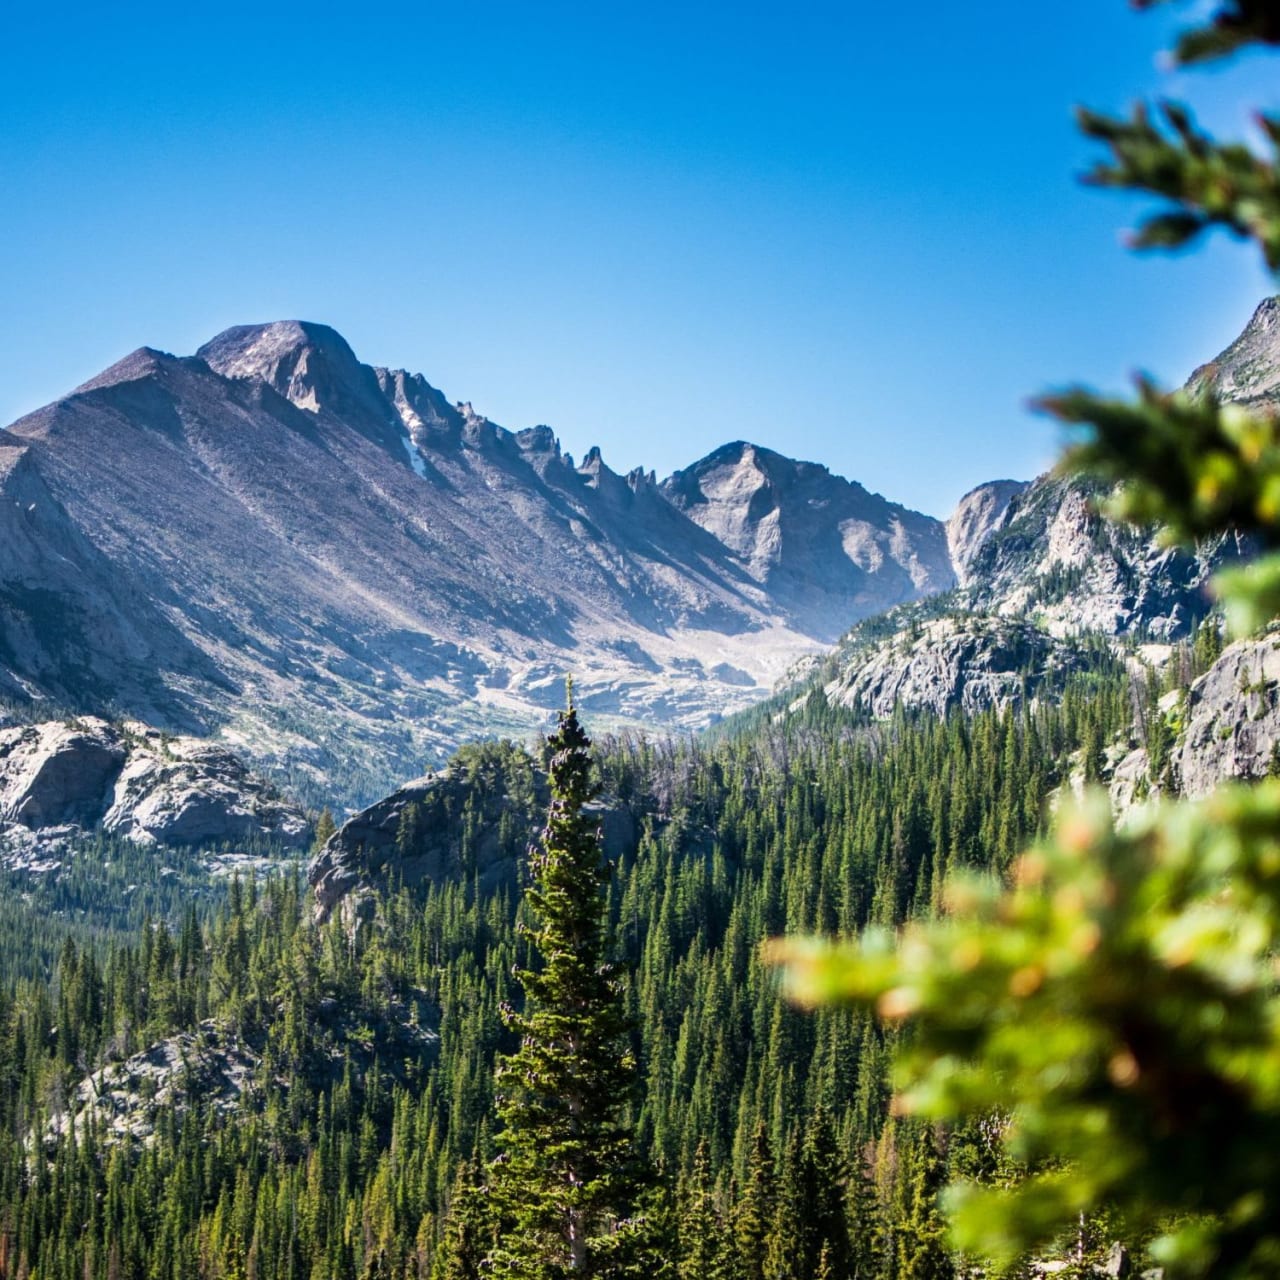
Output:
[
  {"xmin": 1136, "ymin": 0, "xmax": 1280, "ymax": 65},
  {"xmin": 1077, "ymin": 102, "xmax": 1280, "ymax": 267},
  {"xmin": 772, "ymin": 785, "xmax": 1280, "ymax": 1275},
  {"xmin": 1037, "ymin": 1, "xmax": 1280, "ymax": 639},
  {"xmin": 773, "ymin": 2, "xmax": 1280, "ymax": 1276}
]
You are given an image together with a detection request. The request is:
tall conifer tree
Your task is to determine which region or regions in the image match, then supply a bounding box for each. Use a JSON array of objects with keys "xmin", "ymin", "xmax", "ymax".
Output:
[{"xmin": 488, "ymin": 694, "xmax": 645, "ymax": 1278}]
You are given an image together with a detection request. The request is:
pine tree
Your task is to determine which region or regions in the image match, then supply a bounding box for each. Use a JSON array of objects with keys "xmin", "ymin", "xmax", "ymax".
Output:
[
  {"xmin": 732, "ymin": 1125, "xmax": 776, "ymax": 1280},
  {"xmin": 897, "ymin": 1128, "xmax": 952, "ymax": 1280},
  {"xmin": 678, "ymin": 1142, "xmax": 721, "ymax": 1280},
  {"xmin": 488, "ymin": 695, "xmax": 646, "ymax": 1278},
  {"xmin": 312, "ymin": 807, "xmax": 338, "ymax": 854},
  {"xmin": 433, "ymin": 1155, "xmax": 494, "ymax": 1280}
]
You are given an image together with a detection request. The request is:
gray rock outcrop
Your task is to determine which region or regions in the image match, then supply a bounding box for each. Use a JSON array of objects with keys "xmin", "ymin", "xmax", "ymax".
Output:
[
  {"xmin": 0, "ymin": 719, "xmax": 125, "ymax": 829},
  {"xmin": 0, "ymin": 717, "xmax": 307, "ymax": 851},
  {"xmin": 824, "ymin": 617, "xmax": 1079, "ymax": 719},
  {"xmin": 55, "ymin": 1007, "xmax": 436, "ymax": 1146},
  {"xmin": 946, "ymin": 479, "xmax": 1030, "ymax": 586},
  {"xmin": 1174, "ymin": 634, "xmax": 1280, "ymax": 797}
]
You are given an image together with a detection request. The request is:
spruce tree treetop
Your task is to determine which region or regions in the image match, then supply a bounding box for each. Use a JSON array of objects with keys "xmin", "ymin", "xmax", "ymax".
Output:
[{"xmin": 488, "ymin": 693, "xmax": 645, "ymax": 1279}]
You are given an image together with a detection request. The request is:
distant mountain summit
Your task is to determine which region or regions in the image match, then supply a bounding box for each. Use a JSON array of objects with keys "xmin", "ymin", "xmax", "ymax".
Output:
[
  {"xmin": 0, "ymin": 321, "xmax": 958, "ymax": 800},
  {"xmin": 661, "ymin": 441, "xmax": 954, "ymax": 640}
]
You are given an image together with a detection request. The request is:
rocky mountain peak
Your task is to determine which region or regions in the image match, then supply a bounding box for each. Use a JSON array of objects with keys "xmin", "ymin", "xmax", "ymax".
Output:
[
  {"xmin": 1187, "ymin": 295, "xmax": 1280, "ymax": 408},
  {"xmin": 198, "ymin": 319, "xmax": 352, "ymax": 379},
  {"xmin": 577, "ymin": 444, "xmax": 634, "ymax": 503},
  {"xmin": 660, "ymin": 442, "xmax": 785, "ymax": 558},
  {"xmin": 70, "ymin": 347, "xmax": 182, "ymax": 396},
  {"xmin": 662, "ymin": 441, "xmax": 955, "ymax": 641},
  {"xmin": 946, "ymin": 478, "xmax": 1030, "ymax": 585},
  {"xmin": 197, "ymin": 321, "xmax": 403, "ymax": 452}
]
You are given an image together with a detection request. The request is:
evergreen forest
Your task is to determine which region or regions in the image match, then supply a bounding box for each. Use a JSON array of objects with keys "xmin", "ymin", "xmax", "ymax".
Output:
[{"xmin": 0, "ymin": 638, "xmax": 1209, "ymax": 1279}]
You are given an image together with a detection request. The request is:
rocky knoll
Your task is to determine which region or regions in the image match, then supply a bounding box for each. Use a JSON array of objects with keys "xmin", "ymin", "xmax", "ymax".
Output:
[
  {"xmin": 311, "ymin": 740, "xmax": 637, "ymax": 920},
  {"xmin": 822, "ymin": 616, "xmax": 1081, "ymax": 720},
  {"xmin": 54, "ymin": 1005, "xmax": 436, "ymax": 1146},
  {"xmin": 0, "ymin": 718, "xmax": 307, "ymax": 852}
]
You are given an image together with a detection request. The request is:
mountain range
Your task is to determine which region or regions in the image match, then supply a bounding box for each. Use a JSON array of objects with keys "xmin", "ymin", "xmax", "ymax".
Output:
[
  {"xmin": 1, "ymin": 302, "xmax": 1273, "ymax": 803},
  {"xmin": 0, "ymin": 320, "xmax": 964, "ymax": 800}
]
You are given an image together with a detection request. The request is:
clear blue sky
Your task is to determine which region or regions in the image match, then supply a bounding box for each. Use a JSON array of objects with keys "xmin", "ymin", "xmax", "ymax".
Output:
[{"xmin": 2, "ymin": 2, "xmax": 1276, "ymax": 516}]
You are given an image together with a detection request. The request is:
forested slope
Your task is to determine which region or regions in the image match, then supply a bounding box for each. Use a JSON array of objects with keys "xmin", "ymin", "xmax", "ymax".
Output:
[{"xmin": 0, "ymin": 646, "xmax": 1171, "ymax": 1279}]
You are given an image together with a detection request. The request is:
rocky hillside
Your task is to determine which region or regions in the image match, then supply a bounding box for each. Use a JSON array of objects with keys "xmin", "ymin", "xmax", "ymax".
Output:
[
  {"xmin": 0, "ymin": 435, "xmax": 224, "ymax": 727},
  {"xmin": 310, "ymin": 738, "xmax": 638, "ymax": 921},
  {"xmin": 0, "ymin": 717, "xmax": 307, "ymax": 857},
  {"xmin": 1, "ymin": 322, "xmax": 956, "ymax": 801},
  {"xmin": 960, "ymin": 473, "xmax": 1238, "ymax": 638},
  {"xmin": 1188, "ymin": 295, "xmax": 1280, "ymax": 410},
  {"xmin": 756, "ymin": 300, "xmax": 1280, "ymax": 730}
]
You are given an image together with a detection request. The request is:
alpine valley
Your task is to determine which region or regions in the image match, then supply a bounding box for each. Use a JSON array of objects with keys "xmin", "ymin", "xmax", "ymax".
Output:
[{"xmin": 0, "ymin": 300, "xmax": 1277, "ymax": 1280}]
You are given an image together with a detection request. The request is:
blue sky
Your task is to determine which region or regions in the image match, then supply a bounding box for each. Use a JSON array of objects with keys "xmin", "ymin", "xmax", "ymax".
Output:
[{"xmin": 2, "ymin": 2, "xmax": 1276, "ymax": 516}]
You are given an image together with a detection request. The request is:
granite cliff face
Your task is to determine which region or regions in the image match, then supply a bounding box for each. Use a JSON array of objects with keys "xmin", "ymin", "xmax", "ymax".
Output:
[
  {"xmin": 961, "ymin": 475, "xmax": 1235, "ymax": 639},
  {"xmin": 1174, "ymin": 634, "xmax": 1280, "ymax": 797},
  {"xmin": 0, "ymin": 717, "xmax": 307, "ymax": 855},
  {"xmin": 946, "ymin": 479, "xmax": 1030, "ymax": 586},
  {"xmin": 770, "ymin": 465, "xmax": 1229, "ymax": 728},
  {"xmin": 1, "ymin": 322, "xmax": 956, "ymax": 800},
  {"xmin": 822, "ymin": 616, "xmax": 1080, "ymax": 720}
]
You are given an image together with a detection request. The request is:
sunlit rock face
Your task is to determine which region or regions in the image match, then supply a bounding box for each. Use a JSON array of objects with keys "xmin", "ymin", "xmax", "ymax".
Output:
[
  {"xmin": 0, "ymin": 717, "xmax": 308, "ymax": 852},
  {"xmin": 946, "ymin": 479, "xmax": 1029, "ymax": 586},
  {"xmin": 1175, "ymin": 635, "xmax": 1280, "ymax": 798}
]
